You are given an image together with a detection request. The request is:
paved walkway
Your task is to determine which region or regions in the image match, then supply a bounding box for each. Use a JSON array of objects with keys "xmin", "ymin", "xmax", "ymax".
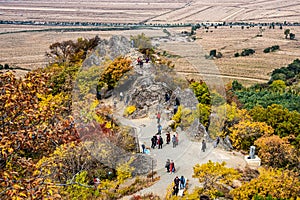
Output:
[
  {"xmin": 117, "ymin": 112, "xmax": 246, "ymax": 199},
  {"xmin": 110, "ymin": 54, "xmax": 247, "ymax": 199}
]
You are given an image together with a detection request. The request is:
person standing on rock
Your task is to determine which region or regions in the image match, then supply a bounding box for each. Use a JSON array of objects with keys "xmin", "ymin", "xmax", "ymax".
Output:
[
  {"xmin": 165, "ymin": 92, "xmax": 170, "ymax": 103},
  {"xmin": 141, "ymin": 143, "xmax": 145, "ymax": 153},
  {"xmin": 175, "ymin": 97, "xmax": 180, "ymax": 106},
  {"xmin": 125, "ymin": 95, "xmax": 130, "ymax": 105},
  {"xmin": 165, "ymin": 159, "xmax": 170, "ymax": 172},
  {"xmin": 202, "ymin": 139, "xmax": 206, "ymax": 152},
  {"xmin": 172, "ymin": 135, "xmax": 177, "ymax": 148},
  {"xmin": 213, "ymin": 136, "xmax": 220, "ymax": 148},
  {"xmin": 174, "ymin": 104, "xmax": 178, "ymax": 115}
]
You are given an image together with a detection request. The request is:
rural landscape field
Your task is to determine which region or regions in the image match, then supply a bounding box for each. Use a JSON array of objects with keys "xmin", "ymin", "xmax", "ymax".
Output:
[
  {"xmin": 1, "ymin": 0, "xmax": 300, "ymax": 200},
  {"xmin": 1, "ymin": 0, "xmax": 300, "ymax": 84}
]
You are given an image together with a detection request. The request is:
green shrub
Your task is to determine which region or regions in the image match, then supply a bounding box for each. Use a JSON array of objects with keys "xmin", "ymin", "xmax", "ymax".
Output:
[
  {"xmin": 264, "ymin": 45, "xmax": 279, "ymax": 53},
  {"xmin": 241, "ymin": 48, "xmax": 255, "ymax": 56}
]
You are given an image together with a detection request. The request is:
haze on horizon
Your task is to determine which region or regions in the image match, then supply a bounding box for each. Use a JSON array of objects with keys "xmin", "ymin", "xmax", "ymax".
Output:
[{"xmin": 0, "ymin": 0, "xmax": 299, "ymax": 24}]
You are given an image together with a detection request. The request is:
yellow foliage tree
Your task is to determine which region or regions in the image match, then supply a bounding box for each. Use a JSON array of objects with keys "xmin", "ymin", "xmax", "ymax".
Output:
[
  {"xmin": 230, "ymin": 167, "xmax": 300, "ymax": 199},
  {"xmin": 99, "ymin": 56, "xmax": 133, "ymax": 90},
  {"xmin": 124, "ymin": 105, "xmax": 136, "ymax": 117},
  {"xmin": 171, "ymin": 105, "xmax": 182, "ymax": 130},
  {"xmin": 229, "ymin": 121, "xmax": 274, "ymax": 150},
  {"xmin": 192, "ymin": 160, "xmax": 241, "ymax": 199}
]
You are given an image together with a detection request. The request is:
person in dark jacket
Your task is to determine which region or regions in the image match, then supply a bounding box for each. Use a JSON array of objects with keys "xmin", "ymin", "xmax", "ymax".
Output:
[
  {"xmin": 202, "ymin": 139, "xmax": 206, "ymax": 152},
  {"xmin": 158, "ymin": 136, "xmax": 163, "ymax": 149},
  {"xmin": 151, "ymin": 136, "xmax": 156, "ymax": 148},
  {"xmin": 165, "ymin": 159, "xmax": 170, "ymax": 172}
]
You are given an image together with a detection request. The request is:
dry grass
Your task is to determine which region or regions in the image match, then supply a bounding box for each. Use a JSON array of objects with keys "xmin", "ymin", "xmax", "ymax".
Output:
[
  {"xmin": 0, "ymin": 0, "xmax": 299, "ymax": 24},
  {"xmin": 196, "ymin": 26, "xmax": 300, "ymax": 85},
  {"xmin": 0, "ymin": 1, "xmax": 300, "ymax": 85}
]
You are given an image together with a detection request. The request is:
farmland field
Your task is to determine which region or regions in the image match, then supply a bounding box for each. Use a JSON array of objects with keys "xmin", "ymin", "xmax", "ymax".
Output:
[{"xmin": 0, "ymin": 0, "xmax": 299, "ymax": 85}]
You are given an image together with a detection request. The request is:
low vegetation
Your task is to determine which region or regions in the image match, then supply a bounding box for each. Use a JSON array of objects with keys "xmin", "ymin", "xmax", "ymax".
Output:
[{"xmin": 263, "ymin": 45, "xmax": 279, "ymax": 53}]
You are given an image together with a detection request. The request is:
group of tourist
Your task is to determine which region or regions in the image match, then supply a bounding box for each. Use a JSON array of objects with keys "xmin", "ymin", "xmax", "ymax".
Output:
[
  {"xmin": 165, "ymin": 159, "xmax": 176, "ymax": 174},
  {"xmin": 151, "ymin": 134, "xmax": 164, "ymax": 149},
  {"xmin": 172, "ymin": 175, "xmax": 186, "ymax": 196},
  {"xmin": 136, "ymin": 56, "xmax": 150, "ymax": 67}
]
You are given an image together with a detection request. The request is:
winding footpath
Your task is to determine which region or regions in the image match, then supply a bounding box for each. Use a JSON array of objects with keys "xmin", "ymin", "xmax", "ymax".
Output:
[
  {"xmin": 117, "ymin": 108, "xmax": 246, "ymax": 199},
  {"xmin": 117, "ymin": 41, "xmax": 247, "ymax": 198}
]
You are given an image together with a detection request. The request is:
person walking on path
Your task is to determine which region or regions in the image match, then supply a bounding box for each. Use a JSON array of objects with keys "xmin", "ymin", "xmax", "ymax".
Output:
[
  {"xmin": 120, "ymin": 92, "xmax": 124, "ymax": 101},
  {"xmin": 157, "ymin": 112, "xmax": 161, "ymax": 124},
  {"xmin": 158, "ymin": 136, "xmax": 163, "ymax": 149},
  {"xmin": 202, "ymin": 139, "xmax": 206, "ymax": 152},
  {"xmin": 169, "ymin": 160, "xmax": 175, "ymax": 174},
  {"xmin": 151, "ymin": 135, "xmax": 156, "ymax": 149},
  {"xmin": 213, "ymin": 136, "xmax": 220, "ymax": 148},
  {"xmin": 174, "ymin": 176, "xmax": 180, "ymax": 187},
  {"xmin": 172, "ymin": 185, "xmax": 179, "ymax": 196},
  {"xmin": 172, "ymin": 135, "xmax": 177, "ymax": 148},
  {"xmin": 180, "ymin": 176, "xmax": 186, "ymax": 189},
  {"xmin": 165, "ymin": 159, "xmax": 170, "ymax": 172},
  {"xmin": 166, "ymin": 131, "xmax": 171, "ymax": 144},
  {"xmin": 175, "ymin": 132, "xmax": 179, "ymax": 146},
  {"xmin": 157, "ymin": 123, "xmax": 162, "ymax": 134}
]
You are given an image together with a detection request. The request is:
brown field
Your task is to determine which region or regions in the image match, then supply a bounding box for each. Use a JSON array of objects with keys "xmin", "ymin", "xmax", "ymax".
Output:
[
  {"xmin": 0, "ymin": 0, "xmax": 300, "ymax": 23},
  {"xmin": 195, "ymin": 26, "xmax": 300, "ymax": 85},
  {"xmin": 0, "ymin": 0, "xmax": 300, "ymax": 85}
]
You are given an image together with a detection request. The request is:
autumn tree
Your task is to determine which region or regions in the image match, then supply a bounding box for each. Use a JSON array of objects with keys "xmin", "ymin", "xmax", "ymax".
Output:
[
  {"xmin": 269, "ymin": 80, "xmax": 286, "ymax": 93},
  {"xmin": 192, "ymin": 160, "xmax": 241, "ymax": 198},
  {"xmin": 130, "ymin": 33, "xmax": 152, "ymax": 50},
  {"xmin": 230, "ymin": 167, "xmax": 300, "ymax": 199},
  {"xmin": 190, "ymin": 81, "xmax": 211, "ymax": 105},
  {"xmin": 196, "ymin": 103, "xmax": 211, "ymax": 128},
  {"xmin": 0, "ymin": 71, "xmax": 79, "ymax": 160},
  {"xmin": 250, "ymin": 104, "xmax": 300, "ymax": 146},
  {"xmin": 0, "ymin": 71, "xmax": 79, "ymax": 199},
  {"xmin": 98, "ymin": 56, "xmax": 133, "ymax": 90},
  {"xmin": 254, "ymin": 135, "xmax": 299, "ymax": 170},
  {"xmin": 45, "ymin": 36, "xmax": 100, "ymax": 95},
  {"xmin": 229, "ymin": 121, "xmax": 274, "ymax": 151}
]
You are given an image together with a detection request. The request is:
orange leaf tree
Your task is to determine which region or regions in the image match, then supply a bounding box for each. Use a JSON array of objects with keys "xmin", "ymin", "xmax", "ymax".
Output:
[{"xmin": 255, "ymin": 135, "xmax": 299, "ymax": 170}]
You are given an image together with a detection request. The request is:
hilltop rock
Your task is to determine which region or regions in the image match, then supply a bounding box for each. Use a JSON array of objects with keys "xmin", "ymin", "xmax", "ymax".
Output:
[{"xmin": 82, "ymin": 35, "xmax": 131, "ymax": 68}]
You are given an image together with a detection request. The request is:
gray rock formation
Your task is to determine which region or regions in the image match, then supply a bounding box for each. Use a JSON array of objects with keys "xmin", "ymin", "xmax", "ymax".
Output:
[{"xmin": 82, "ymin": 35, "xmax": 131, "ymax": 69}]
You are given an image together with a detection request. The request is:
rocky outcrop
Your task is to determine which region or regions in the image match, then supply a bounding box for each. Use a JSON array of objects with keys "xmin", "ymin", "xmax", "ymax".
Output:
[{"xmin": 82, "ymin": 35, "xmax": 131, "ymax": 69}]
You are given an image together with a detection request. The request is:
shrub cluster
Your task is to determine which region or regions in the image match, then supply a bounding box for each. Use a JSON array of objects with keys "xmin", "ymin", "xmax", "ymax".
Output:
[
  {"xmin": 234, "ymin": 49, "xmax": 255, "ymax": 57},
  {"xmin": 263, "ymin": 45, "xmax": 279, "ymax": 53},
  {"xmin": 270, "ymin": 59, "xmax": 300, "ymax": 82}
]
